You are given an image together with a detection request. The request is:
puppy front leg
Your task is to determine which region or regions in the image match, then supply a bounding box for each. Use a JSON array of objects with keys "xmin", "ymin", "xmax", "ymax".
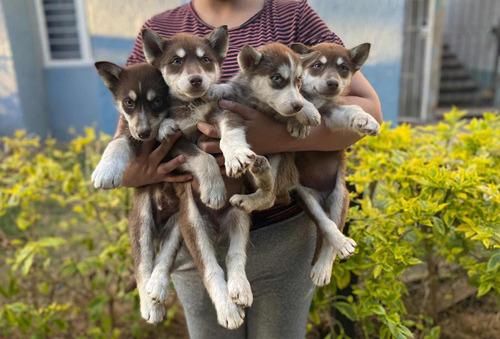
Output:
[
  {"xmin": 286, "ymin": 100, "xmax": 321, "ymax": 139},
  {"xmin": 325, "ymin": 105, "xmax": 380, "ymax": 136},
  {"xmin": 204, "ymin": 83, "xmax": 236, "ymax": 101},
  {"xmin": 223, "ymin": 207, "xmax": 253, "ymax": 308},
  {"xmin": 157, "ymin": 118, "xmax": 179, "ymax": 142},
  {"xmin": 175, "ymin": 140, "xmax": 227, "ymax": 210},
  {"xmin": 219, "ymin": 112, "xmax": 256, "ymax": 178},
  {"xmin": 147, "ymin": 213, "xmax": 182, "ymax": 304},
  {"xmin": 92, "ymin": 137, "xmax": 132, "ymax": 189}
]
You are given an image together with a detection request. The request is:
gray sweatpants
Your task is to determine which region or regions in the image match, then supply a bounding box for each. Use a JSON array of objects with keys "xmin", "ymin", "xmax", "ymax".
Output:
[{"xmin": 171, "ymin": 212, "xmax": 316, "ymax": 339}]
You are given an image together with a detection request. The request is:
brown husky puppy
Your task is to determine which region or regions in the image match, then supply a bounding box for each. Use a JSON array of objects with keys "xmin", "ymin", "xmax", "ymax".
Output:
[
  {"xmin": 141, "ymin": 26, "xmax": 277, "ymax": 329},
  {"xmin": 205, "ymin": 43, "xmax": 322, "ymax": 212},
  {"xmin": 92, "ymin": 61, "xmax": 229, "ymax": 324},
  {"xmin": 290, "ymin": 42, "xmax": 380, "ymax": 286}
]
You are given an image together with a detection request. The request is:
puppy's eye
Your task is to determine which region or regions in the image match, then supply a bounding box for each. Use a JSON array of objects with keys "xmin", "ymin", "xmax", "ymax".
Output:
[
  {"xmin": 202, "ymin": 56, "xmax": 210, "ymax": 64},
  {"xmin": 271, "ymin": 74, "xmax": 284, "ymax": 85},
  {"xmin": 313, "ymin": 62, "xmax": 323, "ymax": 70},
  {"xmin": 340, "ymin": 64, "xmax": 348, "ymax": 72},
  {"xmin": 172, "ymin": 57, "xmax": 182, "ymax": 66},
  {"xmin": 152, "ymin": 97, "xmax": 163, "ymax": 109},
  {"xmin": 296, "ymin": 77, "xmax": 302, "ymax": 87},
  {"xmin": 123, "ymin": 98, "xmax": 134, "ymax": 108}
]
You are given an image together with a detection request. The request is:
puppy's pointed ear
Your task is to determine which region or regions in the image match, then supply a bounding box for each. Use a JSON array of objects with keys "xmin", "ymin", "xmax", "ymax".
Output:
[
  {"xmin": 142, "ymin": 29, "xmax": 167, "ymax": 65},
  {"xmin": 290, "ymin": 43, "xmax": 311, "ymax": 55},
  {"xmin": 238, "ymin": 45, "xmax": 262, "ymax": 73},
  {"xmin": 349, "ymin": 43, "xmax": 371, "ymax": 70},
  {"xmin": 299, "ymin": 51, "xmax": 320, "ymax": 69},
  {"xmin": 206, "ymin": 25, "xmax": 229, "ymax": 60},
  {"xmin": 95, "ymin": 61, "xmax": 122, "ymax": 89}
]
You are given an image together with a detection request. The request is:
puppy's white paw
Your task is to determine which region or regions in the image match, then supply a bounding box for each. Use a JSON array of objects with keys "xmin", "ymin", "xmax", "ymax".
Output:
[
  {"xmin": 287, "ymin": 119, "xmax": 311, "ymax": 139},
  {"xmin": 204, "ymin": 84, "xmax": 234, "ymax": 101},
  {"xmin": 157, "ymin": 119, "xmax": 178, "ymax": 142},
  {"xmin": 224, "ymin": 148, "xmax": 256, "ymax": 177},
  {"xmin": 146, "ymin": 273, "xmax": 170, "ymax": 304},
  {"xmin": 311, "ymin": 259, "xmax": 334, "ymax": 287},
  {"xmin": 228, "ymin": 275, "xmax": 253, "ymax": 308},
  {"xmin": 349, "ymin": 109, "xmax": 380, "ymax": 136},
  {"xmin": 91, "ymin": 160, "xmax": 125, "ymax": 189},
  {"xmin": 333, "ymin": 236, "xmax": 357, "ymax": 259},
  {"xmin": 216, "ymin": 302, "xmax": 245, "ymax": 330},
  {"xmin": 297, "ymin": 105, "xmax": 321, "ymax": 126},
  {"xmin": 200, "ymin": 179, "xmax": 227, "ymax": 210},
  {"xmin": 141, "ymin": 297, "xmax": 166, "ymax": 324}
]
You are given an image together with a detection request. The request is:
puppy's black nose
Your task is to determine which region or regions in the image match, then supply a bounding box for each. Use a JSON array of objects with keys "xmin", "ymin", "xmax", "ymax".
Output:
[
  {"xmin": 138, "ymin": 130, "xmax": 151, "ymax": 139},
  {"xmin": 190, "ymin": 76, "xmax": 203, "ymax": 87},
  {"xmin": 291, "ymin": 102, "xmax": 303, "ymax": 112},
  {"xmin": 327, "ymin": 80, "xmax": 339, "ymax": 89}
]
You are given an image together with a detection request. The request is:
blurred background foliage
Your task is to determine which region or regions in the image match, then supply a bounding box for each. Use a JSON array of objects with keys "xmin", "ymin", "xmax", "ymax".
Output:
[{"xmin": 0, "ymin": 109, "xmax": 498, "ymax": 338}]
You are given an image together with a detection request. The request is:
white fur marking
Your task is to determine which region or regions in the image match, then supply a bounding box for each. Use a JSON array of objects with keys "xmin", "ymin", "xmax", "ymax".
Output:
[
  {"xmin": 337, "ymin": 57, "xmax": 344, "ymax": 65},
  {"xmin": 147, "ymin": 89, "xmax": 156, "ymax": 101},
  {"xmin": 128, "ymin": 90, "xmax": 137, "ymax": 101},
  {"xmin": 196, "ymin": 47, "xmax": 205, "ymax": 58},
  {"xmin": 176, "ymin": 48, "xmax": 186, "ymax": 58},
  {"xmin": 319, "ymin": 56, "xmax": 327, "ymax": 64}
]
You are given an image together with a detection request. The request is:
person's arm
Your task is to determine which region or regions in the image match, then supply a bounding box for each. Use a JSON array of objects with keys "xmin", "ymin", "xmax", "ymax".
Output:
[{"xmin": 198, "ymin": 71, "xmax": 382, "ymax": 154}]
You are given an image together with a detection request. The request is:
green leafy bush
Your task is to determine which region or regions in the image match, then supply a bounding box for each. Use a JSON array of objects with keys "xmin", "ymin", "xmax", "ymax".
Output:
[
  {"xmin": 311, "ymin": 109, "xmax": 499, "ymax": 338},
  {"xmin": 0, "ymin": 110, "xmax": 498, "ymax": 338}
]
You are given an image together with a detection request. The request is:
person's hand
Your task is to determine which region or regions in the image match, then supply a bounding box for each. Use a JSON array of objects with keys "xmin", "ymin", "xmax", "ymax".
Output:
[
  {"xmin": 121, "ymin": 131, "xmax": 193, "ymax": 188},
  {"xmin": 197, "ymin": 99, "xmax": 292, "ymax": 156}
]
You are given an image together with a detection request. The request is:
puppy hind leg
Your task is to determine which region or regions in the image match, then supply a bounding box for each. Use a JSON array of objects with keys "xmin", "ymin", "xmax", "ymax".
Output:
[
  {"xmin": 147, "ymin": 213, "xmax": 182, "ymax": 304},
  {"xmin": 296, "ymin": 186, "xmax": 337, "ymax": 287},
  {"xmin": 223, "ymin": 208, "xmax": 253, "ymax": 308},
  {"xmin": 130, "ymin": 191, "xmax": 165, "ymax": 323},
  {"xmin": 179, "ymin": 185, "xmax": 244, "ymax": 330},
  {"xmin": 230, "ymin": 155, "xmax": 276, "ymax": 213}
]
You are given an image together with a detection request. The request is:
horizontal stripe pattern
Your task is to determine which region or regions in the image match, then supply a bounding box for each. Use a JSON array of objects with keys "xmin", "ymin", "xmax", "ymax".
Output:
[{"xmin": 126, "ymin": 0, "xmax": 343, "ymax": 82}]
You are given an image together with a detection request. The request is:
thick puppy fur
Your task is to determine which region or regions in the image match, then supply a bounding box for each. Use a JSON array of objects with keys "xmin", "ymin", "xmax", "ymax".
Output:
[
  {"xmin": 290, "ymin": 42, "xmax": 380, "ymax": 286},
  {"xmin": 206, "ymin": 43, "xmax": 322, "ymax": 210},
  {"xmin": 141, "ymin": 26, "xmax": 263, "ymax": 329},
  {"xmin": 93, "ymin": 62, "xmax": 183, "ymax": 323}
]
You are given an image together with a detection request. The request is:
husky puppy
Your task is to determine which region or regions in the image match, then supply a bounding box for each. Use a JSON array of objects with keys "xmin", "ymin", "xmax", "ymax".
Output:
[
  {"xmin": 92, "ymin": 62, "xmax": 227, "ymax": 324},
  {"xmin": 205, "ymin": 43, "xmax": 323, "ymax": 212},
  {"xmin": 141, "ymin": 26, "xmax": 278, "ymax": 329},
  {"xmin": 290, "ymin": 42, "xmax": 380, "ymax": 286}
]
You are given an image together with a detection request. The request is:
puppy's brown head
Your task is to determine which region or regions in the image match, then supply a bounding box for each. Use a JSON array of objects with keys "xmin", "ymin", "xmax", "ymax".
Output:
[
  {"xmin": 141, "ymin": 26, "xmax": 229, "ymax": 100},
  {"xmin": 291, "ymin": 42, "xmax": 370, "ymax": 100},
  {"xmin": 95, "ymin": 62, "xmax": 169, "ymax": 141},
  {"xmin": 237, "ymin": 43, "xmax": 319, "ymax": 117}
]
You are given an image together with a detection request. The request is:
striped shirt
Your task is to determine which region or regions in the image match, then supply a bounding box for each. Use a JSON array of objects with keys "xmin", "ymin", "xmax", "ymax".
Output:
[{"xmin": 126, "ymin": 0, "xmax": 343, "ymax": 228}]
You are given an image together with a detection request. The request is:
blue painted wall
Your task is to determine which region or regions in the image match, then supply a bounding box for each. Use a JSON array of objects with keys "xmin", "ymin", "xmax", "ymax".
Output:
[{"xmin": 309, "ymin": 0, "xmax": 405, "ymax": 124}]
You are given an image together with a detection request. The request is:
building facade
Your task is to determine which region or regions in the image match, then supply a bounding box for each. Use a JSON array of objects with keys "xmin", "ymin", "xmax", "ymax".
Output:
[{"xmin": 1, "ymin": 0, "xmax": 412, "ymax": 139}]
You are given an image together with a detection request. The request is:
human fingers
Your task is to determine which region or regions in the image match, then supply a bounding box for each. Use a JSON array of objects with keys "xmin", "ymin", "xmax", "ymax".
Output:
[
  {"xmin": 157, "ymin": 154, "xmax": 186, "ymax": 174},
  {"xmin": 164, "ymin": 173, "xmax": 193, "ymax": 183},
  {"xmin": 138, "ymin": 140, "xmax": 156, "ymax": 159},
  {"xmin": 197, "ymin": 121, "xmax": 220, "ymax": 138},
  {"xmin": 150, "ymin": 130, "xmax": 182, "ymax": 165},
  {"xmin": 219, "ymin": 99, "xmax": 259, "ymax": 120},
  {"xmin": 199, "ymin": 139, "xmax": 222, "ymax": 154},
  {"xmin": 214, "ymin": 154, "xmax": 225, "ymax": 166}
]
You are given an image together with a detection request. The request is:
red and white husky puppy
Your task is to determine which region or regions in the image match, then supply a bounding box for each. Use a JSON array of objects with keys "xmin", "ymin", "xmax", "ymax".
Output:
[
  {"xmin": 141, "ymin": 26, "xmax": 277, "ymax": 329},
  {"xmin": 290, "ymin": 42, "xmax": 380, "ymax": 286}
]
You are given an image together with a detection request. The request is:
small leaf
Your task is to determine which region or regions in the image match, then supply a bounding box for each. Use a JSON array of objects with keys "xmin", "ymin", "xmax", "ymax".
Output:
[
  {"xmin": 487, "ymin": 251, "xmax": 500, "ymax": 271},
  {"xmin": 332, "ymin": 301, "xmax": 357, "ymax": 321}
]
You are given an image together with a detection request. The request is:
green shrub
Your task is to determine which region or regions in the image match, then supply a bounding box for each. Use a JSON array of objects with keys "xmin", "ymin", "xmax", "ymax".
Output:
[
  {"xmin": 310, "ymin": 109, "xmax": 499, "ymax": 338},
  {"xmin": 0, "ymin": 109, "xmax": 498, "ymax": 338}
]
